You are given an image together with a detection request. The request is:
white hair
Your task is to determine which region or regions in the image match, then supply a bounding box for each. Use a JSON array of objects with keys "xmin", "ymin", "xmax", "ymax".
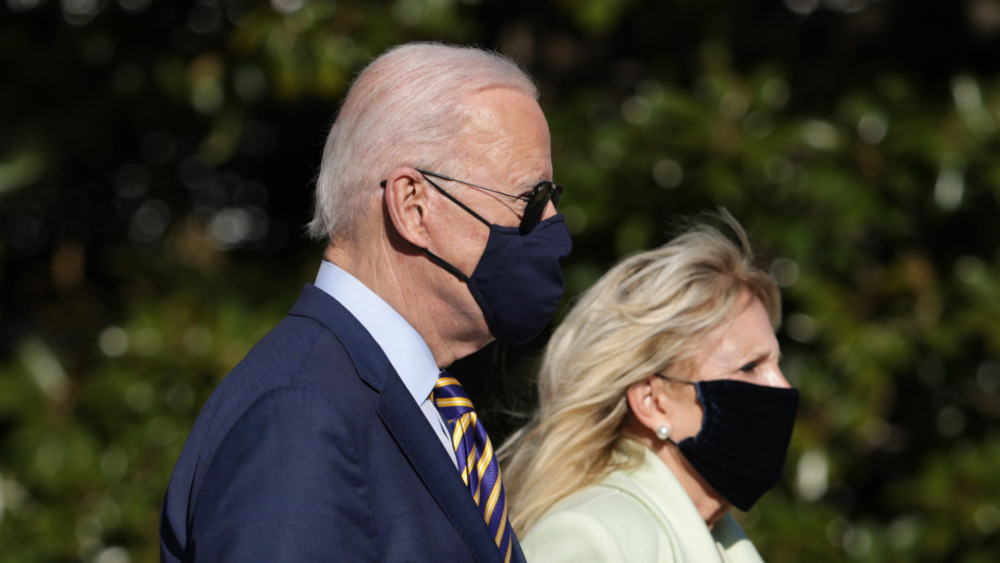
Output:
[
  {"xmin": 306, "ymin": 42, "xmax": 539, "ymax": 241},
  {"xmin": 499, "ymin": 211, "xmax": 781, "ymax": 535}
]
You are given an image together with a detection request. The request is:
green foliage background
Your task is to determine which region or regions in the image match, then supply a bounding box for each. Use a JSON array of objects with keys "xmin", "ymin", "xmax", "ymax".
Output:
[{"xmin": 2, "ymin": 0, "xmax": 1000, "ymax": 561}]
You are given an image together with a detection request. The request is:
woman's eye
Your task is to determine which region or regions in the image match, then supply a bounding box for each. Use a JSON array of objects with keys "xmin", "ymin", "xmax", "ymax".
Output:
[{"xmin": 739, "ymin": 362, "xmax": 758, "ymax": 373}]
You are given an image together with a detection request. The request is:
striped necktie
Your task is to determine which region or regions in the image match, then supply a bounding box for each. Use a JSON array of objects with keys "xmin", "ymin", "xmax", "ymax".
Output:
[{"xmin": 431, "ymin": 374, "xmax": 515, "ymax": 562}]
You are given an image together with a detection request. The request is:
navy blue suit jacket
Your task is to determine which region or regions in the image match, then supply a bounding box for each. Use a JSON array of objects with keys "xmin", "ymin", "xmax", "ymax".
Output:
[{"xmin": 160, "ymin": 284, "xmax": 526, "ymax": 562}]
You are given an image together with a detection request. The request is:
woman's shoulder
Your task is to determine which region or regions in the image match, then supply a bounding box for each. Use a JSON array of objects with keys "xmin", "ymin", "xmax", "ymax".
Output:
[
  {"xmin": 521, "ymin": 470, "xmax": 682, "ymax": 563},
  {"xmin": 552, "ymin": 470, "xmax": 664, "ymax": 523}
]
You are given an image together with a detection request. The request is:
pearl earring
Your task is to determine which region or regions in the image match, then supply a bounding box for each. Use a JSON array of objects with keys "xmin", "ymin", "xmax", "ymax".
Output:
[{"xmin": 656, "ymin": 425, "xmax": 671, "ymax": 441}]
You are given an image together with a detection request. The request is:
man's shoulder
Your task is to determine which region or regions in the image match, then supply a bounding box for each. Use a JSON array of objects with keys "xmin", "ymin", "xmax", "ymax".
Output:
[
  {"xmin": 237, "ymin": 311, "xmax": 354, "ymax": 385},
  {"xmin": 229, "ymin": 284, "xmax": 385, "ymax": 388},
  {"xmin": 185, "ymin": 285, "xmax": 393, "ymax": 456},
  {"xmin": 203, "ymin": 296, "xmax": 382, "ymax": 430},
  {"xmin": 160, "ymin": 297, "xmax": 380, "ymax": 558}
]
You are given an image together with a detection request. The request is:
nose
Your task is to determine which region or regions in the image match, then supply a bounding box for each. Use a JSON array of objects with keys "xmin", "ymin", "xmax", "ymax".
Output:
[
  {"xmin": 769, "ymin": 366, "xmax": 792, "ymax": 389},
  {"xmin": 541, "ymin": 199, "xmax": 558, "ymax": 221}
]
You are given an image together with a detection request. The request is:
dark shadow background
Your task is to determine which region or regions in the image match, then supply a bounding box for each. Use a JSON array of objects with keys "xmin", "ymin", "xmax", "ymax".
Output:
[{"xmin": 3, "ymin": 0, "xmax": 1000, "ymax": 561}]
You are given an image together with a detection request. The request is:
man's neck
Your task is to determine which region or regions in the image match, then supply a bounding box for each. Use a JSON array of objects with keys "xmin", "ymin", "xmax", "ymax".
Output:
[{"xmin": 323, "ymin": 242, "xmax": 489, "ymax": 368}]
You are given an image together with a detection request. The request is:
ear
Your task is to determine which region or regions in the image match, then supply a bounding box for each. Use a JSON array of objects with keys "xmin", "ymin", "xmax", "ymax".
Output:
[
  {"xmin": 625, "ymin": 375, "xmax": 673, "ymax": 434},
  {"xmin": 382, "ymin": 167, "xmax": 433, "ymax": 248}
]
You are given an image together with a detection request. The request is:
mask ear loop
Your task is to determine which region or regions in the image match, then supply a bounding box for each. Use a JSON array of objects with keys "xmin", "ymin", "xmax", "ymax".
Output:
[
  {"xmin": 379, "ymin": 176, "xmax": 485, "ymax": 284},
  {"xmin": 419, "ymin": 175, "xmax": 494, "ymax": 228},
  {"xmin": 652, "ymin": 372, "xmax": 698, "ymax": 446},
  {"xmin": 653, "ymin": 372, "xmax": 695, "ymax": 385},
  {"xmin": 400, "ymin": 174, "xmax": 494, "ymax": 283},
  {"xmin": 420, "ymin": 248, "xmax": 470, "ymax": 282}
]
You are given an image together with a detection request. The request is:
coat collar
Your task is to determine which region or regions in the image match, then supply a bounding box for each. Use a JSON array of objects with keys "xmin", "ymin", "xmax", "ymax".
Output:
[
  {"xmin": 289, "ymin": 284, "xmax": 520, "ymax": 563},
  {"xmin": 605, "ymin": 443, "xmax": 764, "ymax": 563}
]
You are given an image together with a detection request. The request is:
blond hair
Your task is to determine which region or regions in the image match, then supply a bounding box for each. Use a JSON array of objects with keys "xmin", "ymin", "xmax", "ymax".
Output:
[
  {"xmin": 307, "ymin": 42, "xmax": 538, "ymax": 241},
  {"xmin": 499, "ymin": 211, "xmax": 780, "ymax": 534}
]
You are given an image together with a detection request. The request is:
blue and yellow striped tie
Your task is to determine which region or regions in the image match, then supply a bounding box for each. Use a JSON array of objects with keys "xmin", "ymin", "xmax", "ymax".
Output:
[{"xmin": 432, "ymin": 374, "xmax": 514, "ymax": 562}]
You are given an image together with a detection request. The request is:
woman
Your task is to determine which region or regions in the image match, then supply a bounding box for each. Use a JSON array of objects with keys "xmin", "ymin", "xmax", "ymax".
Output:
[{"xmin": 500, "ymin": 212, "xmax": 799, "ymax": 562}]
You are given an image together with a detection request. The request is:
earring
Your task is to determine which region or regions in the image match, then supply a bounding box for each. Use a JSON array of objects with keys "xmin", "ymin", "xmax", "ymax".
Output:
[{"xmin": 655, "ymin": 425, "xmax": 671, "ymax": 441}]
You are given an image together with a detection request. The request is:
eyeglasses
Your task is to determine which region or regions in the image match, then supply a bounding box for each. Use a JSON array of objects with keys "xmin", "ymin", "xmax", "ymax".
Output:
[
  {"xmin": 654, "ymin": 373, "xmax": 694, "ymax": 385},
  {"xmin": 381, "ymin": 169, "xmax": 563, "ymax": 235}
]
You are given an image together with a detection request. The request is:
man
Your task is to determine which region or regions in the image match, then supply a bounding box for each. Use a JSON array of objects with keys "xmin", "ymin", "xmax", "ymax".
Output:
[{"xmin": 159, "ymin": 42, "xmax": 571, "ymax": 562}]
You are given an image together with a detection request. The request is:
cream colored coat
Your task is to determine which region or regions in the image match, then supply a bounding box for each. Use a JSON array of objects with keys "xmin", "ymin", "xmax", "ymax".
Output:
[{"xmin": 521, "ymin": 446, "xmax": 765, "ymax": 562}]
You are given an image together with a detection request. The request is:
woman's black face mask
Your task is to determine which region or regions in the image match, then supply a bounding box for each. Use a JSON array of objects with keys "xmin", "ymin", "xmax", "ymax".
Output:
[{"xmin": 657, "ymin": 374, "xmax": 800, "ymax": 511}]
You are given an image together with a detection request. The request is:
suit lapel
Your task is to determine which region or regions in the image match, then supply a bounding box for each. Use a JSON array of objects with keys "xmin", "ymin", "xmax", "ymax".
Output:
[
  {"xmin": 291, "ymin": 284, "xmax": 504, "ymax": 562},
  {"xmin": 377, "ymin": 379, "xmax": 504, "ymax": 562},
  {"xmin": 614, "ymin": 446, "xmax": 730, "ymax": 562}
]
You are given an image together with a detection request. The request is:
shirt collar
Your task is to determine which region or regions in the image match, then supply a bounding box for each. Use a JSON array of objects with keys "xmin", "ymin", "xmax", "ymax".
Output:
[{"xmin": 314, "ymin": 260, "xmax": 439, "ymax": 403}]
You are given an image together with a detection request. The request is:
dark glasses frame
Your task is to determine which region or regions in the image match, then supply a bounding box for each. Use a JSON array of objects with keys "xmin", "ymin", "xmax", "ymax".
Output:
[{"xmin": 380, "ymin": 169, "xmax": 562, "ymax": 235}]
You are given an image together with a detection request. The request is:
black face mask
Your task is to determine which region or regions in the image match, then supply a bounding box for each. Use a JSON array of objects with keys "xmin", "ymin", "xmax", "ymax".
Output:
[
  {"xmin": 412, "ymin": 170, "xmax": 572, "ymax": 344},
  {"xmin": 423, "ymin": 215, "xmax": 572, "ymax": 345},
  {"xmin": 664, "ymin": 377, "xmax": 799, "ymax": 511}
]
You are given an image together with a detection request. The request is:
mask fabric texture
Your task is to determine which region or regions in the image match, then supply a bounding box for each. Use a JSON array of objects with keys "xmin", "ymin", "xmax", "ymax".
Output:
[
  {"xmin": 672, "ymin": 378, "xmax": 799, "ymax": 511},
  {"xmin": 423, "ymin": 215, "xmax": 572, "ymax": 345}
]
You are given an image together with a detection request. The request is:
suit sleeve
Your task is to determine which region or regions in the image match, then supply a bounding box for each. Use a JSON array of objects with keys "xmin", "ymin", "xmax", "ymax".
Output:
[{"xmin": 188, "ymin": 386, "xmax": 375, "ymax": 562}]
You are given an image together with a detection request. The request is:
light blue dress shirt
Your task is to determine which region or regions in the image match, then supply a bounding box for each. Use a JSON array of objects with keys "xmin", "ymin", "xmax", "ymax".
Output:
[{"xmin": 314, "ymin": 260, "xmax": 457, "ymax": 466}]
